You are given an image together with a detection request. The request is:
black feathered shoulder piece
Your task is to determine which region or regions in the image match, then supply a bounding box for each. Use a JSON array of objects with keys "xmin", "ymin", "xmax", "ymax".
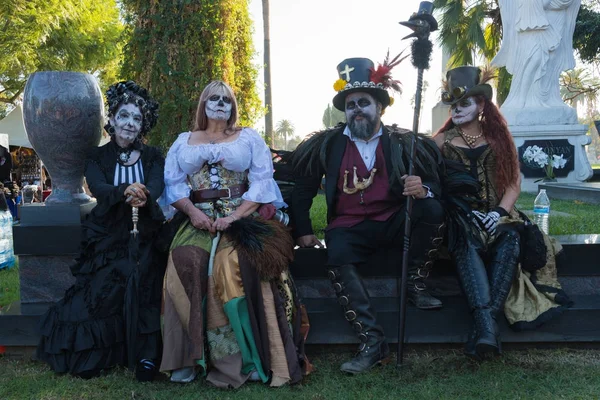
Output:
[
  {"xmin": 291, "ymin": 122, "xmax": 345, "ymax": 175},
  {"xmin": 386, "ymin": 124, "xmax": 442, "ymax": 187}
]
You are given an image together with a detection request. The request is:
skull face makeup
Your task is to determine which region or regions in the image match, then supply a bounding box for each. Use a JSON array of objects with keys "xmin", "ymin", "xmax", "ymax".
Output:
[
  {"xmin": 345, "ymin": 92, "xmax": 381, "ymax": 140},
  {"xmin": 451, "ymin": 96, "xmax": 480, "ymax": 126},
  {"xmin": 205, "ymin": 91, "xmax": 233, "ymax": 121},
  {"xmin": 110, "ymin": 103, "xmax": 143, "ymax": 145}
]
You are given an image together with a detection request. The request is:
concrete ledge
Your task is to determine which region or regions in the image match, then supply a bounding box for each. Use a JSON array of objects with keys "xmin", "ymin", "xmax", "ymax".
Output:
[{"xmin": 540, "ymin": 182, "xmax": 600, "ymax": 205}]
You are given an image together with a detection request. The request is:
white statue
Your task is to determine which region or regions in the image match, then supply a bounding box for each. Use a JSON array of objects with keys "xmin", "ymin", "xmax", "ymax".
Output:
[{"xmin": 492, "ymin": 0, "xmax": 581, "ymax": 126}]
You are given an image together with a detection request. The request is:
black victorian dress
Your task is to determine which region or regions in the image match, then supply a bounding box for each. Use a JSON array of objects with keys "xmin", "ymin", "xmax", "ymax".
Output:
[{"xmin": 36, "ymin": 141, "xmax": 166, "ymax": 376}]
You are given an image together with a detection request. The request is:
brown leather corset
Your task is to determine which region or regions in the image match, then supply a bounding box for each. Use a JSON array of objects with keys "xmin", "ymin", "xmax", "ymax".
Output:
[{"xmin": 189, "ymin": 163, "xmax": 248, "ymax": 218}]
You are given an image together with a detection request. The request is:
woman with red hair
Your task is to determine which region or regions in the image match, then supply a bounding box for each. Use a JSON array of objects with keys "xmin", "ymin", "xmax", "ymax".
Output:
[{"xmin": 433, "ymin": 66, "xmax": 570, "ymax": 361}]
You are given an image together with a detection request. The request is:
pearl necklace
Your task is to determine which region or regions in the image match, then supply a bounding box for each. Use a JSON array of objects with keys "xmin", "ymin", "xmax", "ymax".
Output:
[{"xmin": 458, "ymin": 126, "xmax": 483, "ymax": 147}]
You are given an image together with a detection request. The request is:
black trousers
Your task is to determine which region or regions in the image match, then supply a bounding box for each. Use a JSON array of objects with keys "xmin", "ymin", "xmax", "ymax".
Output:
[{"xmin": 325, "ymin": 198, "xmax": 444, "ymax": 267}]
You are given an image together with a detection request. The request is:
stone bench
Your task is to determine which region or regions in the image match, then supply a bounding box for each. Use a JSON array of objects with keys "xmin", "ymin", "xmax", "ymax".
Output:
[
  {"xmin": 289, "ymin": 234, "xmax": 600, "ymax": 344},
  {"xmin": 1, "ymin": 235, "xmax": 600, "ymax": 347}
]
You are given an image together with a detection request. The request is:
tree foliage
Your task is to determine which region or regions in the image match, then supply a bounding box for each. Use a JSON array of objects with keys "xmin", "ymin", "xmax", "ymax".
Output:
[
  {"xmin": 120, "ymin": 0, "xmax": 262, "ymax": 150},
  {"xmin": 574, "ymin": 4, "xmax": 600, "ymax": 64},
  {"xmin": 0, "ymin": 0, "xmax": 123, "ymax": 105},
  {"xmin": 322, "ymin": 104, "xmax": 346, "ymax": 128},
  {"xmin": 285, "ymin": 135, "xmax": 303, "ymax": 151},
  {"xmin": 433, "ymin": 0, "xmax": 499, "ymax": 67}
]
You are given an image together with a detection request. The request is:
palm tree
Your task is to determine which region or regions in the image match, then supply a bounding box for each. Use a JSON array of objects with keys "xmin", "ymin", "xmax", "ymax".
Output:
[
  {"xmin": 262, "ymin": 0, "xmax": 274, "ymax": 146},
  {"xmin": 275, "ymin": 119, "xmax": 294, "ymax": 150},
  {"xmin": 560, "ymin": 68, "xmax": 600, "ymax": 109}
]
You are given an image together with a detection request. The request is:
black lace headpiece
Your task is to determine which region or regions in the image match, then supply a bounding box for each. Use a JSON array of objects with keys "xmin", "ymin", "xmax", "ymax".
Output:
[{"xmin": 104, "ymin": 80, "xmax": 159, "ymax": 138}]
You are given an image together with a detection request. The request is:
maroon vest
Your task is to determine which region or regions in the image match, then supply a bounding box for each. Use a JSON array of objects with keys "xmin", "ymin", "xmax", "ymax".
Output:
[{"xmin": 328, "ymin": 138, "xmax": 401, "ymax": 230}]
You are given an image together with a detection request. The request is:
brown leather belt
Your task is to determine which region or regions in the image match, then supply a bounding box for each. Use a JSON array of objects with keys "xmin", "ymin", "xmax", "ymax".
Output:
[{"xmin": 191, "ymin": 184, "xmax": 248, "ymax": 202}]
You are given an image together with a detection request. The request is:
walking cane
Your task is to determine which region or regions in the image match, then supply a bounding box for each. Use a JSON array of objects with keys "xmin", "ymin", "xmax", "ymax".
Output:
[
  {"xmin": 396, "ymin": 1, "xmax": 438, "ymax": 367},
  {"xmin": 131, "ymin": 206, "xmax": 139, "ymax": 238}
]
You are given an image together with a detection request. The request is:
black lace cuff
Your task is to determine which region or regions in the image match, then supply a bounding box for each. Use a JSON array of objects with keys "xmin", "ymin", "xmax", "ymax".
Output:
[{"xmin": 493, "ymin": 206, "xmax": 509, "ymax": 217}]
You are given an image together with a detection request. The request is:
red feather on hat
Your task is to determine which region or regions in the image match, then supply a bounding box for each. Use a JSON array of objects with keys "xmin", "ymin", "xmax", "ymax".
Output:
[{"xmin": 370, "ymin": 50, "xmax": 408, "ymax": 93}]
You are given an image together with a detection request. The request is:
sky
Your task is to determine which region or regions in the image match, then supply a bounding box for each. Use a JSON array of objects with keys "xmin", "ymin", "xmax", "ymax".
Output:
[{"xmin": 247, "ymin": 0, "xmax": 446, "ymax": 138}]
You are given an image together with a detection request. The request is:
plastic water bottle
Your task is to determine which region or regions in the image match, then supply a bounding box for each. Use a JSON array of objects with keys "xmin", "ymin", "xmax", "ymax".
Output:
[
  {"xmin": 0, "ymin": 209, "xmax": 15, "ymax": 270},
  {"xmin": 533, "ymin": 189, "xmax": 550, "ymax": 235}
]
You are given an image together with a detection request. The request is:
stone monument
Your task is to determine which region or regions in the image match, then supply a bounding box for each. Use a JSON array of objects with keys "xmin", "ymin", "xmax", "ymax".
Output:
[
  {"xmin": 15, "ymin": 72, "xmax": 103, "ymax": 314},
  {"xmin": 492, "ymin": 0, "xmax": 592, "ymax": 191}
]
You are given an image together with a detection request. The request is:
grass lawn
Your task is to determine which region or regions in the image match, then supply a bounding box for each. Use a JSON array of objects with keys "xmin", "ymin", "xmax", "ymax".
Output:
[
  {"xmin": 0, "ymin": 262, "xmax": 19, "ymax": 310},
  {"xmin": 1, "ymin": 349, "xmax": 600, "ymax": 399},
  {"xmin": 310, "ymin": 192, "xmax": 600, "ymax": 238},
  {"xmin": 515, "ymin": 192, "xmax": 600, "ymax": 236}
]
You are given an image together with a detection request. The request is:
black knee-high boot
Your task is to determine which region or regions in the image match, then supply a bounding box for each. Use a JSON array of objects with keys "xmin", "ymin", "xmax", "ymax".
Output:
[
  {"xmin": 453, "ymin": 237, "xmax": 498, "ymax": 358},
  {"xmin": 487, "ymin": 229, "xmax": 520, "ymax": 353},
  {"xmin": 463, "ymin": 230, "xmax": 520, "ymax": 359},
  {"xmin": 327, "ymin": 264, "xmax": 389, "ymax": 374}
]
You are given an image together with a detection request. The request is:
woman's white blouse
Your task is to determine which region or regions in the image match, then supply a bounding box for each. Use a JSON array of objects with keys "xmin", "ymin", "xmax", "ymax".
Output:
[{"xmin": 164, "ymin": 128, "xmax": 286, "ymax": 208}]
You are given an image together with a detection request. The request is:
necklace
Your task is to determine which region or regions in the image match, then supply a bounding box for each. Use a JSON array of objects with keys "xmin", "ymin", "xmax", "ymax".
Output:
[
  {"xmin": 205, "ymin": 131, "xmax": 230, "ymax": 145},
  {"xmin": 458, "ymin": 126, "xmax": 483, "ymax": 147},
  {"xmin": 117, "ymin": 147, "xmax": 133, "ymax": 164}
]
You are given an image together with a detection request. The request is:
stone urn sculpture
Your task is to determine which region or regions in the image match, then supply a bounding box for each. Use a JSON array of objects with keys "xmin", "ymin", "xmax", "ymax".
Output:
[{"xmin": 23, "ymin": 71, "xmax": 103, "ymax": 205}]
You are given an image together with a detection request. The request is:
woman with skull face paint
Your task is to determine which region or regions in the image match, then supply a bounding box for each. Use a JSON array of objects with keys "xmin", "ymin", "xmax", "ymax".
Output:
[
  {"xmin": 161, "ymin": 81, "xmax": 311, "ymax": 387},
  {"xmin": 433, "ymin": 66, "xmax": 570, "ymax": 360},
  {"xmin": 37, "ymin": 81, "xmax": 166, "ymax": 381}
]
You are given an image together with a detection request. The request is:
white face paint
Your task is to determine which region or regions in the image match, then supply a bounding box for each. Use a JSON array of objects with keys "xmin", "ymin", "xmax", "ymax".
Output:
[
  {"xmin": 110, "ymin": 103, "xmax": 143, "ymax": 145},
  {"xmin": 451, "ymin": 97, "xmax": 480, "ymax": 126},
  {"xmin": 205, "ymin": 90, "xmax": 233, "ymax": 121},
  {"xmin": 345, "ymin": 92, "xmax": 380, "ymax": 140}
]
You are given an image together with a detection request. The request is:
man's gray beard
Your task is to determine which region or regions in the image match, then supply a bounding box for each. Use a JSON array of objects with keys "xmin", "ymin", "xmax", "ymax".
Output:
[{"xmin": 349, "ymin": 115, "xmax": 377, "ymax": 140}]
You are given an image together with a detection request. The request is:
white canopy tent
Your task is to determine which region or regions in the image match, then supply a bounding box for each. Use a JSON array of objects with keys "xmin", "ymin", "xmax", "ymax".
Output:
[
  {"xmin": 0, "ymin": 104, "xmax": 110, "ymax": 149},
  {"xmin": 0, "ymin": 105, "xmax": 31, "ymax": 148}
]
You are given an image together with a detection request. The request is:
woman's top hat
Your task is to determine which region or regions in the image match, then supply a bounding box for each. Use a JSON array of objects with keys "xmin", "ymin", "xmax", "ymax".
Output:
[{"xmin": 441, "ymin": 66, "xmax": 493, "ymax": 105}]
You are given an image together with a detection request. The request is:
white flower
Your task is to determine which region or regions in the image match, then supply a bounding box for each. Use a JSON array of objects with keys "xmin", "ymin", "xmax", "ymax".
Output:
[
  {"xmin": 534, "ymin": 152, "xmax": 549, "ymax": 167},
  {"xmin": 523, "ymin": 145, "xmax": 549, "ymax": 168},
  {"xmin": 552, "ymin": 154, "xmax": 567, "ymax": 169},
  {"xmin": 523, "ymin": 146, "xmax": 538, "ymax": 160}
]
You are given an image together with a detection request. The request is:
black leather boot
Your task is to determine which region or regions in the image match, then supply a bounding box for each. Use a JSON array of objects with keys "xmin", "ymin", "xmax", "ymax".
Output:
[
  {"xmin": 463, "ymin": 231, "xmax": 520, "ymax": 359},
  {"xmin": 407, "ymin": 222, "xmax": 445, "ymax": 310},
  {"xmin": 487, "ymin": 230, "xmax": 520, "ymax": 354},
  {"xmin": 453, "ymin": 237, "xmax": 498, "ymax": 358},
  {"xmin": 328, "ymin": 265, "xmax": 390, "ymax": 374}
]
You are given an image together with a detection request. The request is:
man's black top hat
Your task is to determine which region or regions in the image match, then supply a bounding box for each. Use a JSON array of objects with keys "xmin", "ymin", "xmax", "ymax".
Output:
[
  {"xmin": 441, "ymin": 66, "xmax": 493, "ymax": 105},
  {"xmin": 332, "ymin": 58, "xmax": 390, "ymax": 111}
]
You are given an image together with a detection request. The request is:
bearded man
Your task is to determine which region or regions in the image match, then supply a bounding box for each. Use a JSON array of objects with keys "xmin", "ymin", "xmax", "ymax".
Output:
[{"xmin": 290, "ymin": 57, "xmax": 446, "ymax": 374}]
